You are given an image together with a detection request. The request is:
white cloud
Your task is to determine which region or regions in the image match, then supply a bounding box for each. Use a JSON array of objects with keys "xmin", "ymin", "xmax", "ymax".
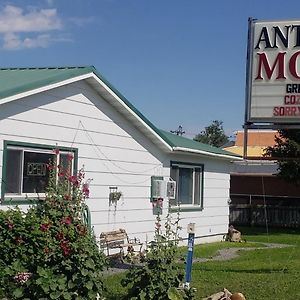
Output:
[
  {"xmin": 0, "ymin": 4, "xmax": 64, "ymax": 50},
  {"xmin": 0, "ymin": 5, "xmax": 62, "ymax": 33},
  {"xmin": 3, "ymin": 33, "xmax": 21, "ymax": 50},
  {"xmin": 3, "ymin": 32, "xmax": 72, "ymax": 50},
  {"xmin": 68, "ymin": 16, "xmax": 95, "ymax": 27}
]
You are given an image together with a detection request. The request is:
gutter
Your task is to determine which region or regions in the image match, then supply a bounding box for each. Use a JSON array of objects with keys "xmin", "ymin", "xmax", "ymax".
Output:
[{"xmin": 172, "ymin": 146, "xmax": 243, "ymax": 161}]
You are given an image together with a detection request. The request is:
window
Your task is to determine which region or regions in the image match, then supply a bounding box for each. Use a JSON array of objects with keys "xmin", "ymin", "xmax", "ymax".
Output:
[
  {"xmin": 1, "ymin": 141, "xmax": 77, "ymax": 202},
  {"xmin": 170, "ymin": 161, "xmax": 203, "ymax": 208}
]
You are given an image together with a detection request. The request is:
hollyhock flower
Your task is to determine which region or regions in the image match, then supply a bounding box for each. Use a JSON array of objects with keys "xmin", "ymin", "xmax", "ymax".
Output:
[
  {"xmin": 56, "ymin": 232, "xmax": 64, "ymax": 241},
  {"xmin": 62, "ymin": 247, "xmax": 70, "ymax": 256},
  {"xmin": 78, "ymin": 169, "xmax": 85, "ymax": 179},
  {"xmin": 82, "ymin": 183, "xmax": 90, "ymax": 198},
  {"xmin": 40, "ymin": 223, "xmax": 50, "ymax": 232},
  {"xmin": 68, "ymin": 175, "xmax": 79, "ymax": 187},
  {"xmin": 7, "ymin": 222, "xmax": 14, "ymax": 230},
  {"xmin": 46, "ymin": 164, "xmax": 54, "ymax": 170},
  {"xmin": 58, "ymin": 171, "xmax": 65, "ymax": 177},
  {"xmin": 60, "ymin": 240, "xmax": 71, "ymax": 256},
  {"xmin": 53, "ymin": 148, "xmax": 60, "ymax": 155},
  {"xmin": 67, "ymin": 153, "xmax": 74, "ymax": 161},
  {"xmin": 61, "ymin": 216, "xmax": 72, "ymax": 225}
]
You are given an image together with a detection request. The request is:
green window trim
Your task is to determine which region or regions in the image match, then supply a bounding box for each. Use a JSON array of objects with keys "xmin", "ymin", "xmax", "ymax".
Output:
[
  {"xmin": 169, "ymin": 160, "xmax": 204, "ymax": 212},
  {"xmin": 1, "ymin": 140, "xmax": 78, "ymax": 205}
]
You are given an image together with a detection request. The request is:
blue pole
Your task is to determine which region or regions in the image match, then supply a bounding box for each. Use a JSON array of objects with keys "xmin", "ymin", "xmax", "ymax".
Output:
[{"xmin": 185, "ymin": 232, "xmax": 195, "ymax": 287}]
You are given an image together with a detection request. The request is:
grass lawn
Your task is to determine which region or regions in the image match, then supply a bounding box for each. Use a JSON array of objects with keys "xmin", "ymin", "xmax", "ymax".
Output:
[{"xmin": 103, "ymin": 227, "xmax": 300, "ymax": 300}]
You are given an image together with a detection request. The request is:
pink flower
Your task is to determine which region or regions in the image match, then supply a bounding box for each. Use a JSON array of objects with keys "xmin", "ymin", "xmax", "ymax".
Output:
[
  {"xmin": 46, "ymin": 164, "xmax": 54, "ymax": 170},
  {"xmin": 60, "ymin": 240, "xmax": 71, "ymax": 256},
  {"xmin": 7, "ymin": 222, "xmax": 14, "ymax": 230},
  {"xmin": 56, "ymin": 232, "xmax": 64, "ymax": 241},
  {"xmin": 53, "ymin": 148, "xmax": 60, "ymax": 155},
  {"xmin": 78, "ymin": 170, "xmax": 85, "ymax": 179},
  {"xmin": 155, "ymin": 222, "xmax": 161, "ymax": 228},
  {"xmin": 82, "ymin": 183, "xmax": 90, "ymax": 198},
  {"xmin": 40, "ymin": 223, "xmax": 50, "ymax": 232},
  {"xmin": 67, "ymin": 153, "xmax": 74, "ymax": 161},
  {"xmin": 68, "ymin": 175, "xmax": 79, "ymax": 187},
  {"xmin": 58, "ymin": 171, "xmax": 65, "ymax": 177},
  {"xmin": 61, "ymin": 216, "xmax": 72, "ymax": 226}
]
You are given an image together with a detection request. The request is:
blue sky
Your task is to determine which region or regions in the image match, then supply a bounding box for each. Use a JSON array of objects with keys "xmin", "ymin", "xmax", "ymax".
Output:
[{"xmin": 0, "ymin": 0, "xmax": 300, "ymax": 138}]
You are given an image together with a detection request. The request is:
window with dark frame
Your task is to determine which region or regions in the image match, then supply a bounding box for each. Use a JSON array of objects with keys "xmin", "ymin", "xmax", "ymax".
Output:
[
  {"xmin": 2, "ymin": 142, "xmax": 77, "ymax": 200},
  {"xmin": 170, "ymin": 161, "xmax": 203, "ymax": 207}
]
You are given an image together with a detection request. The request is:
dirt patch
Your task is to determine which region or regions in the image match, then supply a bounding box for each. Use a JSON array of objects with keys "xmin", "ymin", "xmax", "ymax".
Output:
[
  {"xmin": 192, "ymin": 243, "xmax": 292, "ymax": 263},
  {"xmin": 103, "ymin": 243, "xmax": 292, "ymax": 276}
]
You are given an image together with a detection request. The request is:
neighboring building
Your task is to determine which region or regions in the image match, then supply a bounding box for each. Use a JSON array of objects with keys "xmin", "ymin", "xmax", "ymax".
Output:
[
  {"xmin": 0, "ymin": 66, "xmax": 241, "ymax": 244},
  {"xmin": 224, "ymin": 130, "xmax": 300, "ymax": 227},
  {"xmin": 224, "ymin": 130, "xmax": 278, "ymax": 157}
]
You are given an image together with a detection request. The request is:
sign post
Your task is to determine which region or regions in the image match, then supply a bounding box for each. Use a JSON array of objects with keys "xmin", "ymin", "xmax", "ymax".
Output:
[{"xmin": 184, "ymin": 223, "xmax": 195, "ymax": 288}]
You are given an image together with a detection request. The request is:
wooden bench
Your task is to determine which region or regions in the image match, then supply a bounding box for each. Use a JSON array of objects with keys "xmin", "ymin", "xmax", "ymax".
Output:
[{"xmin": 100, "ymin": 229, "xmax": 143, "ymax": 259}]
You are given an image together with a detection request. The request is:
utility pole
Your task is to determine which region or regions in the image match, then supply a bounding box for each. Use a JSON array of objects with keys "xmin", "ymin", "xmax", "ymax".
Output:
[{"xmin": 171, "ymin": 125, "xmax": 185, "ymax": 136}]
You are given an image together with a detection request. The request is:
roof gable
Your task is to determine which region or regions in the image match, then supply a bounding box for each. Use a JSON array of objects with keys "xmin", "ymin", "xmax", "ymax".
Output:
[{"xmin": 0, "ymin": 66, "xmax": 241, "ymax": 160}]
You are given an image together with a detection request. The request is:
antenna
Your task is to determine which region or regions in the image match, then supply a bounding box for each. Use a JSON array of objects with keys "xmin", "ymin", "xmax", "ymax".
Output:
[{"xmin": 170, "ymin": 125, "xmax": 185, "ymax": 136}]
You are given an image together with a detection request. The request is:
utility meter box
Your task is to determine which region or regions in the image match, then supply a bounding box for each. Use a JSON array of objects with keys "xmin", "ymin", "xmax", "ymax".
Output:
[
  {"xmin": 166, "ymin": 181, "xmax": 176, "ymax": 199},
  {"xmin": 187, "ymin": 223, "xmax": 195, "ymax": 234},
  {"xmin": 152, "ymin": 180, "xmax": 166, "ymax": 198}
]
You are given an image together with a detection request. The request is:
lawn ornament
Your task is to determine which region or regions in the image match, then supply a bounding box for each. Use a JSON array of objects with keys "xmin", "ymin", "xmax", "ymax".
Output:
[
  {"xmin": 230, "ymin": 293, "xmax": 246, "ymax": 300},
  {"xmin": 224, "ymin": 225, "xmax": 245, "ymax": 242},
  {"xmin": 203, "ymin": 288, "xmax": 246, "ymax": 300}
]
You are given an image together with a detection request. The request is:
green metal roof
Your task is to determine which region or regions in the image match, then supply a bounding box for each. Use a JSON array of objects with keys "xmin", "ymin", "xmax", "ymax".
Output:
[
  {"xmin": 0, "ymin": 66, "xmax": 95, "ymax": 100},
  {"xmin": 0, "ymin": 66, "xmax": 240, "ymax": 159},
  {"xmin": 158, "ymin": 130, "xmax": 241, "ymax": 158}
]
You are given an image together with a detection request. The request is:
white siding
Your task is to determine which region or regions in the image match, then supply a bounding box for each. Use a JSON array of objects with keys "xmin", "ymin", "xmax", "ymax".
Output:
[
  {"xmin": 0, "ymin": 79, "xmax": 232, "ymax": 246},
  {"xmin": 168, "ymin": 153, "xmax": 231, "ymax": 243}
]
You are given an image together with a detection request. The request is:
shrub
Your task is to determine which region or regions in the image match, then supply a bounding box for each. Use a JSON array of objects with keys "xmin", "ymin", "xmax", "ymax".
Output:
[
  {"xmin": 0, "ymin": 150, "xmax": 106, "ymax": 299},
  {"xmin": 122, "ymin": 212, "xmax": 194, "ymax": 300}
]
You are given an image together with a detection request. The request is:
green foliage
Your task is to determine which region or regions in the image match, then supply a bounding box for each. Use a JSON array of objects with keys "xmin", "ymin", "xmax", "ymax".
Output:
[
  {"xmin": 264, "ymin": 129, "xmax": 300, "ymax": 183},
  {"xmin": 193, "ymin": 120, "xmax": 229, "ymax": 147},
  {"xmin": 106, "ymin": 227, "xmax": 300, "ymax": 299},
  {"xmin": 122, "ymin": 213, "xmax": 194, "ymax": 300},
  {"xmin": 0, "ymin": 151, "xmax": 106, "ymax": 299}
]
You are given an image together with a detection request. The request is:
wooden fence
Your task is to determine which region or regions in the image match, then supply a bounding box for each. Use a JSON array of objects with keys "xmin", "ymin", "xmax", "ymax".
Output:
[{"xmin": 230, "ymin": 205, "xmax": 300, "ymax": 228}]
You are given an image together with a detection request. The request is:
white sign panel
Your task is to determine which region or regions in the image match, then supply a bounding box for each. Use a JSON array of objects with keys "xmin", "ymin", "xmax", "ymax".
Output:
[{"xmin": 248, "ymin": 19, "xmax": 300, "ymax": 123}]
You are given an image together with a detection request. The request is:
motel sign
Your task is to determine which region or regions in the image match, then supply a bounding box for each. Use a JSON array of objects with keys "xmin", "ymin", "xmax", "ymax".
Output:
[{"xmin": 247, "ymin": 19, "xmax": 300, "ymax": 123}]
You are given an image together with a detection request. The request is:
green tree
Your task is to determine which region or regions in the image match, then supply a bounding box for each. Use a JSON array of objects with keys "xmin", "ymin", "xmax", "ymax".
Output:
[
  {"xmin": 265, "ymin": 129, "xmax": 300, "ymax": 183},
  {"xmin": 194, "ymin": 120, "xmax": 229, "ymax": 147}
]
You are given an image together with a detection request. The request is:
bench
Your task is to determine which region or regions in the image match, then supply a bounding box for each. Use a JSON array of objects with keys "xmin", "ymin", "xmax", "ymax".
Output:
[{"xmin": 99, "ymin": 228, "xmax": 143, "ymax": 259}]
